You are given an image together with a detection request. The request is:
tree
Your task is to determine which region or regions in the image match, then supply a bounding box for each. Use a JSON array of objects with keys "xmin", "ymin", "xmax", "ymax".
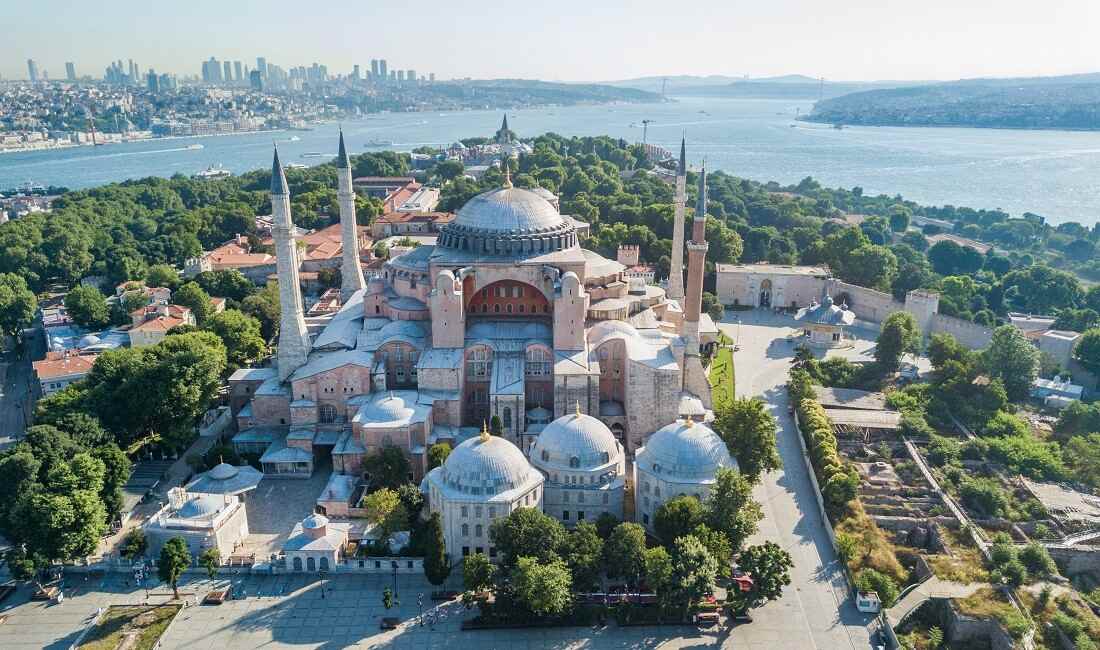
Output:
[
  {"xmin": 423, "ymin": 513, "xmax": 450, "ymax": 586},
  {"xmin": 1066, "ymin": 433, "xmax": 1100, "ymax": 488},
  {"xmin": 928, "ymin": 240, "xmax": 984, "ymax": 276},
  {"xmin": 462, "ymin": 552, "xmax": 496, "ymax": 592},
  {"xmin": 1074, "ymin": 328, "xmax": 1100, "ymax": 374},
  {"xmin": 691, "ymin": 524, "xmax": 733, "ymax": 577},
  {"xmin": 644, "ymin": 546, "xmax": 675, "ymax": 610},
  {"xmin": 562, "ymin": 521, "xmax": 604, "ymax": 591},
  {"xmin": 427, "ymin": 443, "xmax": 451, "ymax": 470},
  {"xmin": 489, "ymin": 507, "xmax": 566, "ymax": 566},
  {"xmin": 362, "ymin": 446, "xmax": 411, "ymax": 490},
  {"xmin": 595, "ymin": 512, "xmax": 619, "ymax": 540},
  {"xmin": 194, "ymin": 269, "xmax": 255, "ymax": 302},
  {"xmin": 120, "ymin": 529, "xmax": 147, "ymax": 560},
  {"xmin": 876, "ymin": 311, "xmax": 920, "ymax": 371},
  {"xmin": 983, "ymin": 411, "xmax": 1029, "ymax": 438},
  {"xmin": 888, "ymin": 205, "xmax": 911, "ymax": 232},
  {"xmin": 65, "ymin": 285, "xmax": 110, "ymax": 329},
  {"xmin": 840, "ymin": 244, "xmax": 897, "ymax": 291},
  {"xmin": 0, "ymin": 273, "xmax": 38, "ymax": 336},
  {"xmin": 361, "ymin": 488, "xmax": 409, "ymax": 539},
  {"xmin": 241, "ymin": 284, "xmax": 279, "ymax": 340},
  {"xmin": 489, "ymin": 415, "xmax": 503, "ymax": 436},
  {"xmin": 703, "ymin": 468, "xmax": 763, "ymax": 552},
  {"xmin": 382, "ymin": 586, "xmax": 397, "ymax": 610},
  {"xmin": 604, "ymin": 522, "xmax": 647, "ymax": 586},
  {"xmin": 654, "ymin": 495, "xmax": 704, "ymax": 545},
  {"xmin": 145, "ymin": 264, "xmax": 181, "ymax": 290},
  {"xmin": 173, "ymin": 281, "xmax": 214, "ymax": 325},
  {"xmin": 199, "ymin": 547, "xmax": 221, "ymax": 579},
  {"xmin": 982, "ymin": 324, "xmax": 1040, "ymax": 402},
  {"xmin": 733, "ymin": 541, "xmax": 793, "ymax": 612},
  {"xmin": 855, "ymin": 568, "xmax": 900, "ymax": 607},
  {"xmin": 203, "ymin": 309, "xmax": 267, "ymax": 368},
  {"xmin": 511, "ymin": 556, "xmax": 573, "ymax": 618},
  {"xmin": 158, "ymin": 537, "xmax": 192, "ymax": 599},
  {"xmin": 713, "ymin": 397, "xmax": 780, "ymax": 483},
  {"xmin": 670, "ymin": 535, "xmax": 718, "ymax": 618}
]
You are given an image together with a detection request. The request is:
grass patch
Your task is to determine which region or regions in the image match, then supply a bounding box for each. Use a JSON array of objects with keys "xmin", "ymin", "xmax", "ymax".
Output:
[
  {"xmin": 709, "ymin": 346, "xmax": 735, "ymax": 411},
  {"xmin": 956, "ymin": 588, "xmax": 1031, "ymax": 639},
  {"xmin": 926, "ymin": 527, "xmax": 990, "ymax": 584},
  {"xmin": 79, "ymin": 605, "xmax": 180, "ymax": 650},
  {"xmin": 834, "ymin": 501, "xmax": 908, "ymax": 585}
]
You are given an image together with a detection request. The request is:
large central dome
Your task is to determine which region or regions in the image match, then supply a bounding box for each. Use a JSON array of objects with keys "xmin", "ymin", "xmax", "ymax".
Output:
[{"xmin": 437, "ymin": 187, "xmax": 578, "ymax": 256}]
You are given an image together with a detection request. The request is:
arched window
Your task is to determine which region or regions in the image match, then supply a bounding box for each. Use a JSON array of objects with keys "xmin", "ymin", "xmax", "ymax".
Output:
[
  {"xmin": 502, "ymin": 407, "xmax": 512, "ymax": 430},
  {"xmin": 319, "ymin": 404, "xmax": 338, "ymax": 424},
  {"xmin": 466, "ymin": 346, "xmax": 493, "ymax": 379},
  {"xmin": 462, "ymin": 523, "xmax": 469, "ymax": 536},
  {"xmin": 525, "ymin": 346, "xmax": 551, "ymax": 377},
  {"xmin": 600, "ymin": 452, "xmax": 610, "ymax": 464},
  {"xmin": 319, "ymin": 556, "xmax": 329, "ymax": 571},
  {"xmin": 307, "ymin": 557, "xmax": 316, "ymax": 572},
  {"xmin": 475, "ymin": 524, "xmax": 483, "ymax": 537},
  {"xmin": 293, "ymin": 557, "xmax": 302, "ymax": 571},
  {"xmin": 569, "ymin": 456, "xmax": 580, "ymax": 468}
]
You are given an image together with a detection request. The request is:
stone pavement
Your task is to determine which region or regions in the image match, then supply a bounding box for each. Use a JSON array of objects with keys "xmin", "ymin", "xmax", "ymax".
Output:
[
  {"xmin": 886, "ymin": 577, "xmax": 981, "ymax": 628},
  {"xmin": 721, "ymin": 309, "xmax": 881, "ymax": 649}
]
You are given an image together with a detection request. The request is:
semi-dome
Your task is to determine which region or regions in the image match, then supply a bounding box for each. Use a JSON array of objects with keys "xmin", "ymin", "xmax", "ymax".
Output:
[
  {"xmin": 361, "ymin": 393, "xmax": 415, "ymax": 424},
  {"xmin": 531, "ymin": 411, "xmax": 621, "ymax": 470},
  {"xmin": 636, "ymin": 420, "xmax": 735, "ymax": 481},
  {"xmin": 437, "ymin": 186, "xmax": 578, "ymax": 255},
  {"xmin": 440, "ymin": 434, "xmax": 536, "ymax": 496}
]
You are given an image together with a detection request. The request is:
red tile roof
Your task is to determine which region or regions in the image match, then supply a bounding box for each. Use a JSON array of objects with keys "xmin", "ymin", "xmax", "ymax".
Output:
[{"xmin": 34, "ymin": 351, "xmax": 98, "ymax": 380}]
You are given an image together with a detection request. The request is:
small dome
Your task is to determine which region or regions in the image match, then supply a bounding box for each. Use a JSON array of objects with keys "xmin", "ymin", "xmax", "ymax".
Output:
[
  {"xmin": 636, "ymin": 420, "xmax": 734, "ymax": 481},
  {"xmin": 361, "ymin": 393, "xmax": 414, "ymax": 424},
  {"xmin": 441, "ymin": 434, "xmax": 535, "ymax": 496},
  {"xmin": 78, "ymin": 334, "xmax": 102, "ymax": 348},
  {"xmin": 207, "ymin": 463, "xmax": 239, "ymax": 481},
  {"xmin": 176, "ymin": 494, "xmax": 225, "ymax": 519},
  {"xmin": 302, "ymin": 513, "xmax": 329, "ymax": 529},
  {"xmin": 531, "ymin": 412, "xmax": 621, "ymax": 470}
]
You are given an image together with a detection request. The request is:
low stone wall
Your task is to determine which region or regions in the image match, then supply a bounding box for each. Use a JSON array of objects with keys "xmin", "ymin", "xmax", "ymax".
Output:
[
  {"xmin": 944, "ymin": 600, "xmax": 1019, "ymax": 650},
  {"xmin": 1047, "ymin": 545, "xmax": 1100, "ymax": 579}
]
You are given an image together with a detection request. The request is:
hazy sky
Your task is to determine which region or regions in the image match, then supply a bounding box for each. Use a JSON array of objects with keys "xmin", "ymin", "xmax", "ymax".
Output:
[{"xmin": 7, "ymin": 0, "xmax": 1099, "ymax": 82}]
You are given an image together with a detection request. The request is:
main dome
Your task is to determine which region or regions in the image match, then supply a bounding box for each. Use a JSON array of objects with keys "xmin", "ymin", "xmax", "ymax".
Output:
[
  {"xmin": 440, "ymin": 434, "xmax": 537, "ymax": 497},
  {"xmin": 531, "ymin": 412, "xmax": 621, "ymax": 471},
  {"xmin": 437, "ymin": 187, "xmax": 577, "ymax": 255},
  {"xmin": 636, "ymin": 420, "xmax": 735, "ymax": 481}
]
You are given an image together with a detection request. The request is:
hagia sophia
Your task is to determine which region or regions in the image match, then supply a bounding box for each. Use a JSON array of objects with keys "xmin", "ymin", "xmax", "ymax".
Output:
[{"xmin": 213, "ymin": 123, "xmax": 736, "ymax": 564}]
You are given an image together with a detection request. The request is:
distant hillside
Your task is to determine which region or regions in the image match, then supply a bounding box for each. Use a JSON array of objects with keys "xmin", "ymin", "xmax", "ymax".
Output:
[
  {"xmin": 444, "ymin": 79, "xmax": 663, "ymax": 105},
  {"xmin": 805, "ymin": 73, "xmax": 1100, "ymax": 130}
]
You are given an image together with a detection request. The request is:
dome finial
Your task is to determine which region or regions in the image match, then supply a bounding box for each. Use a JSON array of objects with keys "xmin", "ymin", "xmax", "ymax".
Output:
[
  {"xmin": 502, "ymin": 161, "xmax": 513, "ymax": 189},
  {"xmin": 480, "ymin": 420, "xmax": 490, "ymax": 443},
  {"xmin": 686, "ymin": 417, "xmax": 695, "ymax": 428},
  {"xmin": 575, "ymin": 400, "xmax": 581, "ymax": 417}
]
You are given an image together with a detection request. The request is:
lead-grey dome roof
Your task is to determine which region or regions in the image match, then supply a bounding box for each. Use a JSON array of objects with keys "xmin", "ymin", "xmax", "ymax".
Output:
[
  {"xmin": 176, "ymin": 494, "xmax": 226, "ymax": 519},
  {"xmin": 437, "ymin": 187, "xmax": 577, "ymax": 256},
  {"xmin": 531, "ymin": 412, "xmax": 621, "ymax": 471},
  {"xmin": 440, "ymin": 434, "xmax": 537, "ymax": 497},
  {"xmin": 636, "ymin": 420, "xmax": 735, "ymax": 481}
]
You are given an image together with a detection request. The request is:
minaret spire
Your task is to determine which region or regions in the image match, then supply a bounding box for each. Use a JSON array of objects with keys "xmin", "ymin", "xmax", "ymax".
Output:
[
  {"xmin": 667, "ymin": 134, "xmax": 687, "ymax": 301},
  {"xmin": 336, "ymin": 130, "xmax": 366, "ymax": 300},
  {"xmin": 683, "ymin": 157, "xmax": 709, "ymax": 352},
  {"xmin": 271, "ymin": 146, "xmax": 311, "ymax": 381}
]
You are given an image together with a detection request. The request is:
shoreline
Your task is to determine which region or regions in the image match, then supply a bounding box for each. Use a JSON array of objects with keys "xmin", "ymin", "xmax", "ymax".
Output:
[
  {"xmin": 798, "ymin": 116, "xmax": 1100, "ymax": 134},
  {"xmin": 0, "ymin": 127, "xmax": 294, "ymax": 156}
]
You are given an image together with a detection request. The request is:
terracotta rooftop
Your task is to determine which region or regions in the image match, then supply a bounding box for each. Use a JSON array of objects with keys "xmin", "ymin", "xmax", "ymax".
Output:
[
  {"xmin": 131, "ymin": 315, "xmax": 187, "ymax": 333},
  {"xmin": 34, "ymin": 351, "xmax": 98, "ymax": 379},
  {"xmin": 374, "ymin": 211, "xmax": 454, "ymax": 225}
]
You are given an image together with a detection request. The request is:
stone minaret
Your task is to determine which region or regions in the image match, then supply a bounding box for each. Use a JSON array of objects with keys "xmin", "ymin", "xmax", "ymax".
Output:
[
  {"xmin": 667, "ymin": 137, "xmax": 687, "ymax": 301},
  {"xmin": 336, "ymin": 131, "xmax": 366, "ymax": 300},
  {"xmin": 271, "ymin": 146, "xmax": 311, "ymax": 381},
  {"xmin": 683, "ymin": 160, "xmax": 709, "ymax": 351}
]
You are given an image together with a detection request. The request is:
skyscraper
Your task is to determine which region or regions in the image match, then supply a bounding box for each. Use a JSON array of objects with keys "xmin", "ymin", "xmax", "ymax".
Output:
[
  {"xmin": 407, "ymin": 69, "xmax": 416, "ymax": 83},
  {"xmin": 249, "ymin": 69, "xmax": 263, "ymax": 91},
  {"xmin": 65, "ymin": 62, "xmax": 76, "ymax": 81},
  {"xmin": 397, "ymin": 70, "xmax": 405, "ymax": 82},
  {"xmin": 370, "ymin": 59, "xmax": 379, "ymax": 80},
  {"xmin": 27, "ymin": 59, "xmax": 39, "ymax": 83},
  {"xmin": 352, "ymin": 64, "xmax": 360, "ymax": 81},
  {"xmin": 379, "ymin": 59, "xmax": 388, "ymax": 82},
  {"xmin": 256, "ymin": 56, "xmax": 267, "ymax": 79},
  {"xmin": 147, "ymin": 70, "xmax": 159, "ymax": 93},
  {"xmin": 223, "ymin": 61, "xmax": 233, "ymax": 83},
  {"xmin": 234, "ymin": 61, "xmax": 243, "ymax": 83}
]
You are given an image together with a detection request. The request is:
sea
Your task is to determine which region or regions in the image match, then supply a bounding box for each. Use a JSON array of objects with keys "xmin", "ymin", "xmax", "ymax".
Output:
[{"xmin": 3, "ymin": 96, "xmax": 1100, "ymax": 226}]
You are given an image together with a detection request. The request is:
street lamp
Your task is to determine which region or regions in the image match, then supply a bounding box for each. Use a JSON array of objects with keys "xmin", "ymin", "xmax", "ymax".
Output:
[
  {"xmin": 320, "ymin": 570, "xmax": 327, "ymax": 599},
  {"xmin": 417, "ymin": 592, "xmax": 423, "ymax": 626},
  {"xmin": 390, "ymin": 560, "xmax": 398, "ymax": 600}
]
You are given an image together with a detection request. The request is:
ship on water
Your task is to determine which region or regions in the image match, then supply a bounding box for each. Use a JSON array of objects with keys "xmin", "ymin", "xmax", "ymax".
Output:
[{"xmin": 192, "ymin": 165, "xmax": 231, "ymax": 180}]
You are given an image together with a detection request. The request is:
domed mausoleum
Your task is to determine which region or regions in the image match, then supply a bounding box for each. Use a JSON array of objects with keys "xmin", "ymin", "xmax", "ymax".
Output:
[
  {"xmin": 530, "ymin": 406, "xmax": 626, "ymax": 525},
  {"xmin": 633, "ymin": 419, "xmax": 736, "ymax": 534},
  {"xmin": 424, "ymin": 426, "xmax": 543, "ymax": 563}
]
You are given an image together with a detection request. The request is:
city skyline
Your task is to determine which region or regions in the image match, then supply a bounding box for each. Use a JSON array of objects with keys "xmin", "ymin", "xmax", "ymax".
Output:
[{"xmin": 6, "ymin": 0, "xmax": 1100, "ymax": 83}]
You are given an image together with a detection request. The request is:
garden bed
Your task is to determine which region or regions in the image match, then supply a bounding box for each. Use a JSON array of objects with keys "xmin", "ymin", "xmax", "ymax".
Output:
[
  {"xmin": 708, "ymin": 346, "xmax": 735, "ymax": 411},
  {"xmin": 77, "ymin": 605, "xmax": 181, "ymax": 650}
]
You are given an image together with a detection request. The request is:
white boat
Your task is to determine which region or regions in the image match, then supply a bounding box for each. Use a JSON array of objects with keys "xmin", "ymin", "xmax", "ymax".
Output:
[
  {"xmin": 285, "ymin": 163, "xmax": 307, "ymax": 170},
  {"xmin": 300, "ymin": 152, "xmax": 325, "ymax": 158},
  {"xmin": 192, "ymin": 165, "xmax": 231, "ymax": 180},
  {"xmin": 288, "ymin": 136, "xmax": 301, "ymax": 142},
  {"xmin": 185, "ymin": 144, "xmax": 204, "ymax": 150},
  {"xmin": 365, "ymin": 139, "xmax": 392, "ymax": 147}
]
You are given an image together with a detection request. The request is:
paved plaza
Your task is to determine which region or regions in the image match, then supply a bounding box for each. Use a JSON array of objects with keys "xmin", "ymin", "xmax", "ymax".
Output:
[{"xmin": 0, "ymin": 308, "xmax": 888, "ymax": 649}]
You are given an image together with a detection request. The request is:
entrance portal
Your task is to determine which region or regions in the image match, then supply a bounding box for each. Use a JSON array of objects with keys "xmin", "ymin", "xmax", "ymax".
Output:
[{"xmin": 759, "ymin": 279, "xmax": 773, "ymax": 308}]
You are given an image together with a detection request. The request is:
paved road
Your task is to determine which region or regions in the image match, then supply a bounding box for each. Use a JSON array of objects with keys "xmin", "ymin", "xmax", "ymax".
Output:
[
  {"xmin": 0, "ymin": 329, "xmax": 42, "ymax": 447},
  {"xmin": 720, "ymin": 309, "xmax": 879, "ymax": 650}
]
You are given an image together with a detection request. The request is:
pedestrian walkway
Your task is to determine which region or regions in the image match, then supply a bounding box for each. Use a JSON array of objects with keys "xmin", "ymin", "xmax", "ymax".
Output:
[{"xmin": 886, "ymin": 576, "xmax": 981, "ymax": 628}]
